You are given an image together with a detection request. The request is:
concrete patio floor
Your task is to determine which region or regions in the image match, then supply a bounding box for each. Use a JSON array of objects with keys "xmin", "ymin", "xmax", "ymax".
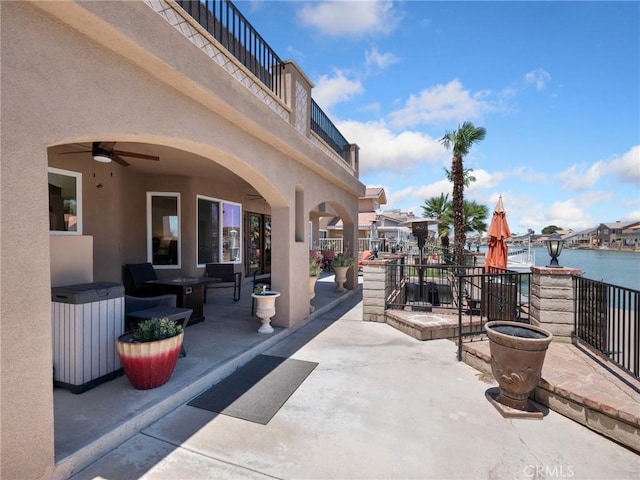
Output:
[
  {"xmin": 60, "ymin": 281, "xmax": 639, "ymax": 480},
  {"xmin": 53, "ymin": 273, "xmax": 355, "ymax": 479}
]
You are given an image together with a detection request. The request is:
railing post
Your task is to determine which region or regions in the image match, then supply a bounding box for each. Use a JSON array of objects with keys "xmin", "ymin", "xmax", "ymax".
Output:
[
  {"xmin": 362, "ymin": 258, "xmax": 389, "ymax": 323},
  {"xmin": 530, "ymin": 266, "xmax": 582, "ymax": 342},
  {"xmin": 281, "ymin": 60, "xmax": 312, "ymax": 135}
]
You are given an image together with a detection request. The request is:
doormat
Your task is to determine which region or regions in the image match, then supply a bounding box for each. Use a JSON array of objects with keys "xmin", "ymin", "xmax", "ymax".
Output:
[{"xmin": 188, "ymin": 354, "xmax": 318, "ymax": 424}]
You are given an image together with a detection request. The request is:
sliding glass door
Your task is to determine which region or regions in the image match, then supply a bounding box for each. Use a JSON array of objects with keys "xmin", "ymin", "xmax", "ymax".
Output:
[{"xmin": 245, "ymin": 212, "xmax": 271, "ymax": 276}]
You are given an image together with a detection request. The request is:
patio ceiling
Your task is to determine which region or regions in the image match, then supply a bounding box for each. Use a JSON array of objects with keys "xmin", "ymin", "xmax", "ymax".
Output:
[{"xmin": 49, "ymin": 142, "xmax": 249, "ymax": 186}]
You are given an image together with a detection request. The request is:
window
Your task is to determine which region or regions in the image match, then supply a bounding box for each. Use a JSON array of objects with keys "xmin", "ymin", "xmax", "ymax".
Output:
[
  {"xmin": 49, "ymin": 168, "xmax": 82, "ymax": 234},
  {"xmin": 197, "ymin": 196, "xmax": 241, "ymax": 266},
  {"xmin": 147, "ymin": 193, "xmax": 180, "ymax": 268}
]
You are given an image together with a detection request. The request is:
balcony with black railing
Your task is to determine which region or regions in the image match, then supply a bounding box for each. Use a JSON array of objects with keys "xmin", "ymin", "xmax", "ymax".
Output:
[{"xmin": 175, "ymin": 0, "xmax": 353, "ymax": 163}]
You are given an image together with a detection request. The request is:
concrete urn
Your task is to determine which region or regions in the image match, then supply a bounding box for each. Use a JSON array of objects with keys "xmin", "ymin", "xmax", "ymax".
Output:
[
  {"xmin": 484, "ymin": 321, "xmax": 553, "ymax": 418},
  {"xmin": 251, "ymin": 291, "xmax": 280, "ymax": 334},
  {"xmin": 309, "ymin": 275, "xmax": 318, "ymax": 312},
  {"xmin": 333, "ymin": 266, "xmax": 349, "ymax": 292}
]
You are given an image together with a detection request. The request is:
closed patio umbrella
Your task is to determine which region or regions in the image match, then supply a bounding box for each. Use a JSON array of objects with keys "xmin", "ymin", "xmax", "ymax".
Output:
[{"xmin": 485, "ymin": 196, "xmax": 511, "ymax": 272}]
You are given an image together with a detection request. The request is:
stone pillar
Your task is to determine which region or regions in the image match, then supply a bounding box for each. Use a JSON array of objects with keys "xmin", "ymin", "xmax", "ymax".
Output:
[
  {"xmin": 282, "ymin": 60, "xmax": 312, "ymax": 136},
  {"xmin": 530, "ymin": 266, "xmax": 582, "ymax": 342},
  {"xmin": 362, "ymin": 258, "xmax": 394, "ymax": 323},
  {"xmin": 348, "ymin": 143, "xmax": 360, "ymax": 174}
]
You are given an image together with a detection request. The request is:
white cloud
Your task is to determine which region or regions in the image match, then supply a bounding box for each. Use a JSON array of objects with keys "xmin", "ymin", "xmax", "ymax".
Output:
[
  {"xmin": 609, "ymin": 145, "xmax": 640, "ymax": 187},
  {"xmin": 338, "ymin": 120, "xmax": 446, "ymax": 173},
  {"xmin": 557, "ymin": 161, "xmax": 607, "ymax": 190},
  {"xmin": 297, "ymin": 1, "xmax": 399, "ymax": 38},
  {"xmin": 313, "ymin": 71, "xmax": 363, "ymax": 110},
  {"xmin": 524, "ymin": 68, "xmax": 551, "ymax": 91},
  {"xmin": 365, "ymin": 47, "xmax": 400, "ymax": 71},
  {"xmin": 386, "ymin": 185, "xmax": 418, "ymax": 205},
  {"xmin": 544, "ymin": 199, "xmax": 595, "ymax": 230},
  {"xmin": 625, "ymin": 209, "xmax": 640, "ymax": 220},
  {"xmin": 388, "ymin": 79, "xmax": 493, "ymax": 128},
  {"xmin": 465, "ymin": 169, "xmax": 504, "ymax": 192},
  {"xmin": 516, "ymin": 197, "xmax": 594, "ymax": 233}
]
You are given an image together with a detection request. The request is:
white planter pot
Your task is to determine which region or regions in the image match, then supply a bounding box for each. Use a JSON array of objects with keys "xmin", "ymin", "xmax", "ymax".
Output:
[{"xmin": 251, "ymin": 291, "xmax": 281, "ymax": 334}]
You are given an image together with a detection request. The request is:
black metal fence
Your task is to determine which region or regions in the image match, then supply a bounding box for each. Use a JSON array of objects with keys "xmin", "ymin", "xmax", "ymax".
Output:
[
  {"xmin": 311, "ymin": 99, "xmax": 351, "ymax": 161},
  {"xmin": 177, "ymin": 0, "xmax": 284, "ymax": 99},
  {"xmin": 384, "ymin": 261, "xmax": 531, "ymax": 359},
  {"xmin": 176, "ymin": 1, "xmax": 352, "ymax": 161},
  {"xmin": 574, "ymin": 277, "xmax": 639, "ymax": 379}
]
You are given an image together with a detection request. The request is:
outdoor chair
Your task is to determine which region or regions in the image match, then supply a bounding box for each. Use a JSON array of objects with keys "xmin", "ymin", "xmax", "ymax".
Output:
[
  {"xmin": 123, "ymin": 262, "xmax": 162, "ymax": 297},
  {"xmin": 203, "ymin": 263, "xmax": 241, "ymax": 302},
  {"xmin": 321, "ymin": 250, "xmax": 335, "ymax": 271},
  {"xmin": 251, "ymin": 269, "xmax": 271, "ymax": 315}
]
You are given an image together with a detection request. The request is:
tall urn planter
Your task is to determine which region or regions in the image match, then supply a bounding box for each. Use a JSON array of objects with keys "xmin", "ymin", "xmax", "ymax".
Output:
[
  {"xmin": 309, "ymin": 275, "xmax": 318, "ymax": 312},
  {"xmin": 251, "ymin": 291, "xmax": 280, "ymax": 334},
  {"xmin": 484, "ymin": 321, "xmax": 553, "ymax": 419},
  {"xmin": 331, "ymin": 252, "xmax": 356, "ymax": 292},
  {"xmin": 116, "ymin": 318, "xmax": 184, "ymax": 390},
  {"xmin": 333, "ymin": 266, "xmax": 349, "ymax": 292}
]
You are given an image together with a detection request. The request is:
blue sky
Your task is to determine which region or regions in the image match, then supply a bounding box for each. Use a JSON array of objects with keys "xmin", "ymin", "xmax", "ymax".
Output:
[{"xmin": 241, "ymin": 1, "xmax": 639, "ymax": 235}]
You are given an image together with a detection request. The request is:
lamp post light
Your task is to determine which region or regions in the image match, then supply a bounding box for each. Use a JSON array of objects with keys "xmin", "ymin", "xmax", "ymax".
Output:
[
  {"xmin": 402, "ymin": 218, "xmax": 439, "ymax": 304},
  {"xmin": 370, "ymin": 219, "xmax": 379, "ymax": 259},
  {"xmin": 545, "ymin": 232, "xmax": 565, "ymax": 268}
]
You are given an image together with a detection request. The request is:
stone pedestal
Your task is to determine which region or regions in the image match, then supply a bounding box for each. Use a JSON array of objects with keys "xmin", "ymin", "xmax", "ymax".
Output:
[{"xmin": 529, "ymin": 266, "xmax": 582, "ymax": 342}]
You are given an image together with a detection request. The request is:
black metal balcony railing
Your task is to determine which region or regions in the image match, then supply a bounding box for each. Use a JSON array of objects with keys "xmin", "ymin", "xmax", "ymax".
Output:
[
  {"xmin": 176, "ymin": 0, "xmax": 351, "ymax": 161},
  {"xmin": 574, "ymin": 277, "xmax": 639, "ymax": 379},
  {"xmin": 177, "ymin": 0, "xmax": 284, "ymax": 99},
  {"xmin": 311, "ymin": 99, "xmax": 350, "ymax": 161}
]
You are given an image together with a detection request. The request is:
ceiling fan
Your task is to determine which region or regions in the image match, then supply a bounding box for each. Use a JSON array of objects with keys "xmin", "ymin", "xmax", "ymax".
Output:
[{"xmin": 59, "ymin": 142, "xmax": 159, "ymax": 167}]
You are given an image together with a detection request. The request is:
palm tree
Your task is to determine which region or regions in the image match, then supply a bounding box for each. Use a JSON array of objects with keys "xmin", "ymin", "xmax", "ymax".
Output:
[
  {"xmin": 462, "ymin": 200, "xmax": 489, "ymax": 236},
  {"xmin": 420, "ymin": 193, "xmax": 451, "ymax": 250},
  {"xmin": 443, "ymin": 167, "xmax": 476, "ymax": 187},
  {"xmin": 441, "ymin": 199, "xmax": 487, "ymax": 246},
  {"xmin": 440, "ymin": 121, "xmax": 486, "ymax": 264}
]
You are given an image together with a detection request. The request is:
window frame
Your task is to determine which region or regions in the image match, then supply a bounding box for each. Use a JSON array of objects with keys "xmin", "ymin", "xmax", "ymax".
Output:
[
  {"xmin": 196, "ymin": 195, "xmax": 242, "ymax": 267},
  {"xmin": 147, "ymin": 192, "xmax": 181, "ymax": 269},
  {"xmin": 48, "ymin": 167, "xmax": 83, "ymax": 235}
]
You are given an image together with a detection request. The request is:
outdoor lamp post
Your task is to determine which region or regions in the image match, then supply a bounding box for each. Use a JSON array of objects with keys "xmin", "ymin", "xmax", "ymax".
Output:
[
  {"xmin": 409, "ymin": 219, "xmax": 432, "ymax": 302},
  {"xmin": 401, "ymin": 218, "xmax": 439, "ymax": 304},
  {"xmin": 370, "ymin": 220, "xmax": 379, "ymax": 258},
  {"xmin": 546, "ymin": 232, "xmax": 565, "ymax": 267}
]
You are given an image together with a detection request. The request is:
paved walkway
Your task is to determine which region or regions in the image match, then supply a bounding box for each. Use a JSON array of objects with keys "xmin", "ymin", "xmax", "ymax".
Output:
[{"xmin": 70, "ymin": 296, "xmax": 638, "ymax": 480}]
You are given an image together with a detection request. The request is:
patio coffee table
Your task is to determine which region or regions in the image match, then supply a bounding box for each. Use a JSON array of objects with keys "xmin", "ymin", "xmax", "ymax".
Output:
[{"xmin": 146, "ymin": 277, "xmax": 217, "ymax": 325}]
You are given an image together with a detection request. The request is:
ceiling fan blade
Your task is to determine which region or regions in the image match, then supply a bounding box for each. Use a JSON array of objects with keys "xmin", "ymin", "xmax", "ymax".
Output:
[
  {"xmin": 99, "ymin": 142, "xmax": 116, "ymax": 151},
  {"xmin": 112, "ymin": 149, "xmax": 159, "ymax": 161},
  {"xmin": 112, "ymin": 154, "xmax": 130, "ymax": 167},
  {"xmin": 58, "ymin": 150, "xmax": 91, "ymax": 155}
]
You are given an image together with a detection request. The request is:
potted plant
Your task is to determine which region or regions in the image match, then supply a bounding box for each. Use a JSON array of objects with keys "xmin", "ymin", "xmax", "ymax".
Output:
[
  {"xmin": 484, "ymin": 321, "xmax": 553, "ymax": 418},
  {"xmin": 332, "ymin": 251, "xmax": 356, "ymax": 292},
  {"xmin": 116, "ymin": 317, "xmax": 184, "ymax": 390},
  {"xmin": 251, "ymin": 286, "xmax": 281, "ymax": 334},
  {"xmin": 309, "ymin": 251, "xmax": 323, "ymax": 312}
]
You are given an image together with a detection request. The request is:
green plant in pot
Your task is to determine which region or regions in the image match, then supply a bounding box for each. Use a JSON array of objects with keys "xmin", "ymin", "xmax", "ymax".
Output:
[
  {"xmin": 116, "ymin": 317, "xmax": 184, "ymax": 390},
  {"xmin": 331, "ymin": 251, "xmax": 356, "ymax": 268},
  {"xmin": 309, "ymin": 251, "xmax": 323, "ymax": 276}
]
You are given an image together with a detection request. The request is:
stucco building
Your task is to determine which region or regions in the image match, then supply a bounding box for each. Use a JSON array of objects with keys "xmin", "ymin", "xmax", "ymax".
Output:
[{"xmin": 0, "ymin": 1, "xmax": 365, "ymax": 478}]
